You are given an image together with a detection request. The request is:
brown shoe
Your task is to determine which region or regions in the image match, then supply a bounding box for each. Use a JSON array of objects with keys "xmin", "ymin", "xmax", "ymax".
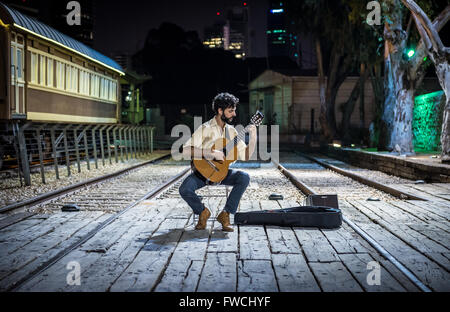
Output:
[
  {"xmin": 217, "ymin": 211, "xmax": 234, "ymax": 232},
  {"xmin": 195, "ymin": 207, "xmax": 211, "ymax": 230}
]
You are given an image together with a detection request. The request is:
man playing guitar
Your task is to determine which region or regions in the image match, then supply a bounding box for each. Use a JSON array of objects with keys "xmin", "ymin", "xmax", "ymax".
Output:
[{"xmin": 179, "ymin": 92, "xmax": 257, "ymax": 232}]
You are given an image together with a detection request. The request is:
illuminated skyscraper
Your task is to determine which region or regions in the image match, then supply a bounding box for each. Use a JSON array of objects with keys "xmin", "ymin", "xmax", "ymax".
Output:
[
  {"xmin": 224, "ymin": 1, "xmax": 248, "ymax": 59},
  {"xmin": 203, "ymin": 22, "xmax": 225, "ymax": 49},
  {"xmin": 267, "ymin": 0, "xmax": 299, "ymax": 64}
]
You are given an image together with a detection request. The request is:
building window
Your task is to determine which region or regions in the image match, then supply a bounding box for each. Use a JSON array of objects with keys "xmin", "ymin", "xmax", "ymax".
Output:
[
  {"xmin": 110, "ymin": 81, "xmax": 117, "ymax": 101},
  {"xmin": 80, "ymin": 71, "xmax": 85, "ymax": 94},
  {"xmin": 39, "ymin": 55, "xmax": 46, "ymax": 86},
  {"xmin": 85, "ymin": 72, "xmax": 90, "ymax": 95},
  {"xmin": 30, "ymin": 52, "xmax": 38, "ymax": 83},
  {"xmin": 56, "ymin": 61, "xmax": 65, "ymax": 89},
  {"xmin": 10, "ymin": 47, "xmax": 15, "ymax": 83},
  {"xmin": 90, "ymin": 74, "xmax": 99, "ymax": 98},
  {"xmin": 80, "ymin": 71, "xmax": 90, "ymax": 95},
  {"xmin": 101, "ymin": 78, "xmax": 108, "ymax": 100},
  {"xmin": 16, "ymin": 48, "xmax": 23, "ymax": 81},
  {"xmin": 65, "ymin": 64, "xmax": 71, "ymax": 91},
  {"xmin": 72, "ymin": 67, "xmax": 78, "ymax": 93},
  {"xmin": 47, "ymin": 58, "xmax": 54, "ymax": 87}
]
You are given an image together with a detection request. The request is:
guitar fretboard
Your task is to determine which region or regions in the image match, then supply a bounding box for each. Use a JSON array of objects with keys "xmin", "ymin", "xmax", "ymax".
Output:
[{"xmin": 224, "ymin": 125, "xmax": 251, "ymax": 154}]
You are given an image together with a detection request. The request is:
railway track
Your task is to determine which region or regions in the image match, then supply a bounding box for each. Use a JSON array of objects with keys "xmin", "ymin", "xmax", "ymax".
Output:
[
  {"xmin": 1, "ymin": 151, "xmax": 448, "ymax": 292},
  {"xmin": 0, "ymin": 153, "xmax": 173, "ymax": 214},
  {"xmin": 273, "ymin": 153, "xmax": 436, "ymax": 292},
  {"xmin": 4, "ymin": 158, "xmax": 190, "ymax": 291}
]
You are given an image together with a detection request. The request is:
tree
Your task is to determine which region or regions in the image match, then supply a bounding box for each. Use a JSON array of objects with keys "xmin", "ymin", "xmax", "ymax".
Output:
[
  {"xmin": 379, "ymin": 0, "xmax": 448, "ymax": 155},
  {"xmin": 400, "ymin": 0, "xmax": 450, "ymax": 162},
  {"xmin": 285, "ymin": 0, "xmax": 359, "ymax": 141}
]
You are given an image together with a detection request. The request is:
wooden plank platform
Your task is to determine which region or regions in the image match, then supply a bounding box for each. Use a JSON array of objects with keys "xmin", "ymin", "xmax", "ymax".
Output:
[{"xmin": 0, "ymin": 194, "xmax": 447, "ymax": 292}]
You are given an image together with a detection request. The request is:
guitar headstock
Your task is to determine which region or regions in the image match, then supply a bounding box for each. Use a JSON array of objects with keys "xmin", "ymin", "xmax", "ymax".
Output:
[{"xmin": 250, "ymin": 110, "xmax": 264, "ymax": 127}]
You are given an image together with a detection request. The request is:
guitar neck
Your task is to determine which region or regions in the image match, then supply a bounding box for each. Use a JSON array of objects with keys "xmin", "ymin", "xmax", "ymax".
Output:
[{"xmin": 225, "ymin": 124, "xmax": 252, "ymax": 151}]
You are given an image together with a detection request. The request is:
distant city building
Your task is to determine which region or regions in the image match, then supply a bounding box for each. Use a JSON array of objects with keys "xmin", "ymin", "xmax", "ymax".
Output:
[
  {"xmin": 266, "ymin": 0, "xmax": 299, "ymax": 64},
  {"xmin": 203, "ymin": 22, "xmax": 225, "ymax": 49},
  {"xmin": 224, "ymin": 1, "xmax": 249, "ymax": 59},
  {"xmin": 4, "ymin": 0, "xmax": 95, "ymax": 47},
  {"xmin": 203, "ymin": 1, "xmax": 249, "ymax": 59}
]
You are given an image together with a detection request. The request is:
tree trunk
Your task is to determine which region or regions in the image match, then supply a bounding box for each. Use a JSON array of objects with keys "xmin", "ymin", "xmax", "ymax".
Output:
[
  {"xmin": 322, "ymin": 43, "xmax": 352, "ymax": 141},
  {"xmin": 436, "ymin": 60, "xmax": 450, "ymax": 162},
  {"xmin": 341, "ymin": 67, "xmax": 370, "ymax": 144},
  {"xmin": 359, "ymin": 63, "xmax": 366, "ymax": 130},
  {"xmin": 341, "ymin": 75, "xmax": 363, "ymax": 143},
  {"xmin": 379, "ymin": 0, "xmax": 414, "ymax": 154},
  {"xmin": 400, "ymin": 1, "xmax": 450, "ymax": 161},
  {"xmin": 369, "ymin": 63, "xmax": 384, "ymax": 147},
  {"xmin": 315, "ymin": 38, "xmax": 333, "ymax": 139}
]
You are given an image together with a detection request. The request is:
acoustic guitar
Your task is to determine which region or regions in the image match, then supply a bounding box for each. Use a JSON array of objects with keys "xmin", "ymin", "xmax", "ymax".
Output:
[{"xmin": 192, "ymin": 111, "xmax": 264, "ymax": 184}]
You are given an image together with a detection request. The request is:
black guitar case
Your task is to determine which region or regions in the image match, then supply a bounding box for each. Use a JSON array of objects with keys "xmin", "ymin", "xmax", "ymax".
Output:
[{"xmin": 234, "ymin": 195, "xmax": 342, "ymax": 229}]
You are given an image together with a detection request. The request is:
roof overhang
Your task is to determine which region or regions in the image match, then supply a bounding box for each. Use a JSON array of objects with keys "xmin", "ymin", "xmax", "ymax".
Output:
[
  {"xmin": 0, "ymin": 2, "xmax": 124, "ymax": 76},
  {"xmin": 12, "ymin": 23, "xmax": 125, "ymax": 76}
]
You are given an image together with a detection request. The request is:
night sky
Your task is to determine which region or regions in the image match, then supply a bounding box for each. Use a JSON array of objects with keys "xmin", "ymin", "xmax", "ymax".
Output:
[{"xmin": 93, "ymin": 0, "xmax": 268, "ymax": 57}]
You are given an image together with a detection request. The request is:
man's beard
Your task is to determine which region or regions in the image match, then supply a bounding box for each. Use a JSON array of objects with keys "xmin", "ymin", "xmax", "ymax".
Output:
[{"xmin": 221, "ymin": 114, "xmax": 234, "ymax": 125}]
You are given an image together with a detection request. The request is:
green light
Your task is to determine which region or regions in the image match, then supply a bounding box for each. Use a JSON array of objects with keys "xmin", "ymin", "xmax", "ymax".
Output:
[
  {"xmin": 413, "ymin": 91, "xmax": 444, "ymax": 151},
  {"xmin": 407, "ymin": 49, "xmax": 415, "ymax": 58},
  {"xmin": 423, "ymin": 57, "xmax": 427, "ymax": 61}
]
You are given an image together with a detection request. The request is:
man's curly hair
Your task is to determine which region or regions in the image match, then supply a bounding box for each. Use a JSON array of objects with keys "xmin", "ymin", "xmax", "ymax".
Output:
[{"xmin": 212, "ymin": 92, "xmax": 239, "ymax": 114}]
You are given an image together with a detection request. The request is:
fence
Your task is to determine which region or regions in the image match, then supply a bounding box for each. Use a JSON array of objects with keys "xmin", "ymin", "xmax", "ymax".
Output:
[{"xmin": 0, "ymin": 122, "xmax": 155, "ymax": 187}]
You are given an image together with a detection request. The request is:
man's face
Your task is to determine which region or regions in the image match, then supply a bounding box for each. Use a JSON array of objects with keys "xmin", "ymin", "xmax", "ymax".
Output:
[{"xmin": 219, "ymin": 106, "xmax": 237, "ymax": 125}]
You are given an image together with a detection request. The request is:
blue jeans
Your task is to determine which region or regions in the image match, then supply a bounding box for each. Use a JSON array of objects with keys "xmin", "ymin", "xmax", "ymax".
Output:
[{"xmin": 179, "ymin": 169, "xmax": 250, "ymax": 215}]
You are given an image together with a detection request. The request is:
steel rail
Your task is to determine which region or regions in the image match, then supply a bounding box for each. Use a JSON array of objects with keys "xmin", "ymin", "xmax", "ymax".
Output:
[
  {"xmin": 9, "ymin": 167, "xmax": 191, "ymax": 292},
  {"xmin": 0, "ymin": 153, "xmax": 172, "ymax": 214},
  {"xmin": 274, "ymin": 159, "xmax": 432, "ymax": 292},
  {"xmin": 296, "ymin": 152, "xmax": 427, "ymax": 201}
]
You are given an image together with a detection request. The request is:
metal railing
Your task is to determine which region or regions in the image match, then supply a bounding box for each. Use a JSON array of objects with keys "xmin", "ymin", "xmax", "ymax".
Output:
[{"xmin": 0, "ymin": 122, "xmax": 155, "ymax": 186}]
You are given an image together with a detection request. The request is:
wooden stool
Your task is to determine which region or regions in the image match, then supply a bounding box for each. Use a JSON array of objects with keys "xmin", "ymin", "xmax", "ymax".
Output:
[{"xmin": 192, "ymin": 185, "xmax": 230, "ymax": 225}]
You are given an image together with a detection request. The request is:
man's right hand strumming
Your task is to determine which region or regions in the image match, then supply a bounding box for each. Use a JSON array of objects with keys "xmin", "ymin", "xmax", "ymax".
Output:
[{"xmin": 210, "ymin": 150, "xmax": 225, "ymax": 161}]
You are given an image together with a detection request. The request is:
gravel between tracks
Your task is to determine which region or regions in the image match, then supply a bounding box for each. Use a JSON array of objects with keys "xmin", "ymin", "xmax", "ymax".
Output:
[
  {"xmin": 2, "ymin": 150, "xmax": 414, "ymax": 213},
  {"xmin": 0, "ymin": 151, "xmax": 170, "ymax": 208},
  {"xmin": 280, "ymin": 152, "xmax": 411, "ymax": 202}
]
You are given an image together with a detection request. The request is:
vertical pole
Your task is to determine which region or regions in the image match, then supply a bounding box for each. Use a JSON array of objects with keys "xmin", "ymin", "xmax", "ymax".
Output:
[
  {"xmin": 17, "ymin": 123, "xmax": 32, "ymax": 186},
  {"xmin": 106, "ymin": 125, "xmax": 114, "ymax": 165},
  {"xmin": 123, "ymin": 126, "xmax": 129, "ymax": 161},
  {"xmin": 63, "ymin": 125, "xmax": 71, "ymax": 177},
  {"xmin": 83, "ymin": 125, "xmax": 91, "ymax": 170},
  {"xmin": 143, "ymin": 127, "xmax": 148, "ymax": 154},
  {"xmin": 132, "ymin": 126, "xmax": 138, "ymax": 159},
  {"xmin": 74, "ymin": 125, "xmax": 82, "ymax": 173},
  {"xmin": 99, "ymin": 125, "xmax": 108, "ymax": 166},
  {"xmin": 92, "ymin": 125, "xmax": 101, "ymax": 169},
  {"xmin": 36, "ymin": 124, "xmax": 47, "ymax": 184},
  {"xmin": 127, "ymin": 126, "xmax": 133, "ymax": 159},
  {"xmin": 118, "ymin": 126, "xmax": 124, "ymax": 162},
  {"xmin": 11, "ymin": 123, "xmax": 23, "ymax": 187},
  {"xmin": 147, "ymin": 127, "xmax": 153, "ymax": 154},
  {"xmin": 151, "ymin": 127, "xmax": 155, "ymax": 153},
  {"xmin": 128, "ymin": 126, "xmax": 133, "ymax": 160},
  {"xmin": 140, "ymin": 127, "xmax": 144, "ymax": 156},
  {"xmin": 113, "ymin": 125, "xmax": 119, "ymax": 163},
  {"xmin": 134, "ymin": 126, "xmax": 139, "ymax": 158},
  {"xmin": 50, "ymin": 125, "xmax": 59, "ymax": 179},
  {"xmin": 138, "ymin": 127, "xmax": 143, "ymax": 156},
  {"xmin": 128, "ymin": 126, "xmax": 133, "ymax": 159}
]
